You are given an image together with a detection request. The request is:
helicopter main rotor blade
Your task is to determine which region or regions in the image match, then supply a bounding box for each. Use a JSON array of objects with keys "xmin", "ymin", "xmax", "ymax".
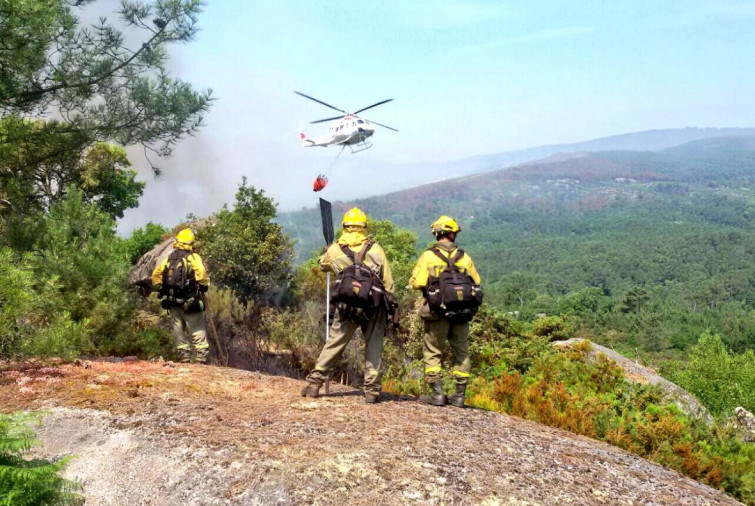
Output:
[
  {"xmin": 310, "ymin": 115, "xmax": 344, "ymax": 124},
  {"xmin": 368, "ymin": 120, "xmax": 399, "ymax": 132},
  {"xmin": 294, "ymin": 91, "xmax": 347, "ymax": 114},
  {"xmin": 353, "ymin": 99, "xmax": 393, "ymax": 115}
]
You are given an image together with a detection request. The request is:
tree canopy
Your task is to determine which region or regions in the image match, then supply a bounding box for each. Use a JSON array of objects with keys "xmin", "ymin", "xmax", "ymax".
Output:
[
  {"xmin": 0, "ymin": 0, "xmax": 212, "ymax": 153},
  {"xmin": 198, "ymin": 178, "xmax": 295, "ymax": 303},
  {"xmin": 0, "ymin": 0, "xmax": 213, "ymax": 225}
]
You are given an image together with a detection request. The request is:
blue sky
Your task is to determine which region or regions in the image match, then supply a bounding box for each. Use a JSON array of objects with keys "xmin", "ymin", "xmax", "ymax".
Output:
[{"xmin": 104, "ymin": 0, "xmax": 755, "ymax": 230}]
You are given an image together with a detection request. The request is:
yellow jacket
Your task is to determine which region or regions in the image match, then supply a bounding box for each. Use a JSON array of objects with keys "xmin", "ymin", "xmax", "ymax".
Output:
[
  {"xmin": 151, "ymin": 242, "xmax": 210, "ymax": 290},
  {"xmin": 409, "ymin": 241, "xmax": 481, "ymax": 290},
  {"xmin": 318, "ymin": 230, "xmax": 394, "ymax": 293}
]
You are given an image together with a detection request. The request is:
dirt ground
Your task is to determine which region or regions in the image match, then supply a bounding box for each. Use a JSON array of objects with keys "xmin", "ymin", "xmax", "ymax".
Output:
[{"xmin": 0, "ymin": 359, "xmax": 742, "ymax": 505}]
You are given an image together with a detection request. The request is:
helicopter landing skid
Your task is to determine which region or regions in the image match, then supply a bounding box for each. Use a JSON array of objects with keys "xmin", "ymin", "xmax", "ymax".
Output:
[{"xmin": 349, "ymin": 141, "xmax": 373, "ymax": 154}]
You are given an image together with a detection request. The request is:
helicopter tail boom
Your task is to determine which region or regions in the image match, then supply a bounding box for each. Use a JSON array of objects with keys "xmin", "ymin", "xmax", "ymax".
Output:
[{"xmin": 299, "ymin": 131, "xmax": 316, "ymax": 147}]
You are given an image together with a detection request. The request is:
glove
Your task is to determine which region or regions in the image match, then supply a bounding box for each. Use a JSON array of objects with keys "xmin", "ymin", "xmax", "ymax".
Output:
[
  {"xmin": 137, "ymin": 284, "xmax": 152, "ymax": 298},
  {"xmin": 198, "ymin": 284, "xmax": 209, "ymax": 293}
]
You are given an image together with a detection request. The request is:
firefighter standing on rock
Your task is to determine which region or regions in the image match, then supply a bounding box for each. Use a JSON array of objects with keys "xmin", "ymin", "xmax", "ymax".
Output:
[
  {"xmin": 301, "ymin": 208, "xmax": 395, "ymax": 403},
  {"xmin": 410, "ymin": 216, "xmax": 482, "ymax": 408},
  {"xmin": 151, "ymin": 228, "xmax": 211, "ymax": 364}
]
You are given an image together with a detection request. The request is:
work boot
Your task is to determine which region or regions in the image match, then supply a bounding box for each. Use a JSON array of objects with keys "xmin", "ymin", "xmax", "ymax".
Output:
[
  {"xmin": 364, "ymin": 392, "xmax": 380, "ymax": 404},
  {"xmin": 419, "ymin": 380, "xmax": 446, "ymax": 406},
  {"xmin": 448, "ymin": 383, "xmax": 467, "ymax": 408},
  {"xmin": 300, "ymin": 381, "xmax": 321, "ymax": 398}
]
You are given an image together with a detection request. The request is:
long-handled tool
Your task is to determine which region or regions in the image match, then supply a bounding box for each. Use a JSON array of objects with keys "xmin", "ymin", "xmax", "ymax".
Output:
[
  {"xmin": 319, "ymin": 198, "xmax": 334, "ymax": 394},
  {"xmin": 324, "ymin": 271, "xmax": 331, "ymax": 395},
  {"xmin": 202, "ymin": 292, "xmax": 227, "ymax": 366}
]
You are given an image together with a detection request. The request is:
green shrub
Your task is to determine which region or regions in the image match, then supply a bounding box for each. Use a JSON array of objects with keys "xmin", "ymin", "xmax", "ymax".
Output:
[
  {"xmin": 24, "ymin": 188, "xmax": 136, "ymax": 355},
  {"xmin": 2, "ymin": 189, "xmax": 170, "ymax": 360},
  {"xmin": 0, "ymin": 412, "xmax": 83, "ymax": 505},
  {"xmin": 661, "ymin": 332, "xmax": 755, "ymax": 415},
  {"xmin": 0, "ymin": 250, "xmax": 39, "ymax": 357},
  {"xmin": 21, "ymin": 315, "xmax": 91, "ymax": 359},
  {"xmin": 198, "ymin": 178, "xmax": 294, "ymax": 303},
  {"xmin": 469, "ymin": 305, "xmax": 548, "ymax": 375},
  {"xmin": 532, "ymin": 314, "xmax": 575, "ymax": 341},
  {"xmin": 96, "ymin": 301, "xmax": 174, "ymax": 359},
  {"xmin": 123, "ymin": 222, "xmax": 169, "ymax": 264},
  {"xmin": 261, "ymin": 304, "xmax": 322, "ymax": 373}
]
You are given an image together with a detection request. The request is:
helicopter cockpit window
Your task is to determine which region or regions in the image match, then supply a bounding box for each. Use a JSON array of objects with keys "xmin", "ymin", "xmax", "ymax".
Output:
[{"xmin": 357, "ymin": 120, "xmax": 364, "ymax": 124}]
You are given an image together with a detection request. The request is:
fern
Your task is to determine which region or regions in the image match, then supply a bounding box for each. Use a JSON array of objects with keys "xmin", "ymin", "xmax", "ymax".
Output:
[{"xmin": 0, "ymin": 412, "xmax": 83, "ymax": 505}]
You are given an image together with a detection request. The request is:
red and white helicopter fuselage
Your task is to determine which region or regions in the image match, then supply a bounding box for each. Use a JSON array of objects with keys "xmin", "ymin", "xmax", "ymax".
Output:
[
  {"xmin": 295, "ymin": 92, "xmax": 396, "ymax": 154},
  {"xmin": 299, "ymin": 116, "xmax": 376, "ymax": 152}
]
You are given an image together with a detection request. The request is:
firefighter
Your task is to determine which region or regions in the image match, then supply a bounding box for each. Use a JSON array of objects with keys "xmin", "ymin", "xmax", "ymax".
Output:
[
  {"xmin": 409, "ymin": 216, "xmax": 482, "ymax": 407},
  {"xmin": 151, "ymin": 228, "xmax": 211, "ymax": 363},
  {"xmin": 301, "ymin": 208, "xmax": 395, "ymax": 403}
]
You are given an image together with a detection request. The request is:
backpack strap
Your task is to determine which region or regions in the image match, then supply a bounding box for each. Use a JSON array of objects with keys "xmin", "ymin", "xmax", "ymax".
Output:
[
  {"xmin": 339, "ymin": 241, "xmax": 374, "ymax": 265},
  {"xmin": 354, "ymin": 241, "xmax": 373, "ymax": 265},
  {"xmin": 430, "ymin": 247, "xmax": 464, "ymax": 272},
  {"xmin": 339, "ymin": 243, "xmax": 356, "ymax": 262},
  {"xmin": 450, "ymin": 249, "xmax": 464, "ymax": 266}
]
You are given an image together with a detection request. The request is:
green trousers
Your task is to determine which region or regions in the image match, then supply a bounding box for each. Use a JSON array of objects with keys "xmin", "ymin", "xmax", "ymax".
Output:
[
  {"xmin": 307, "ymin": 307, "xmax": 386, "ymax": 394},
  {"xmin": 169, "ymin": 306, "xmax": 209, "ymax": 363},
  {"xmin": 423, "ymin": 317, "xmax": 471, "ymax": 385}
]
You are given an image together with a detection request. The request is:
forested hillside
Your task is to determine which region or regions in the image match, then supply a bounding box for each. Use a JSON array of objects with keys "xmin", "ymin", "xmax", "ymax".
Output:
[
  {"xmin": 315, "ymin": 127, "xmax": 755, "ymax": 200},
  {"xmin": 281, "ymin": 136, "xmax": 755, "ymax": 355}
]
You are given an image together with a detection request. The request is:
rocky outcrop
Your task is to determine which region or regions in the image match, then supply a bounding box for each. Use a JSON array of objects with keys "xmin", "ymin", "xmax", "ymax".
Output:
[
  {"xmin": 0, "ymin": 360, "xmax": 739, "ymax": 505},
  {"xmin": 553, "ymin": 339, "xmax": 712, "ymax": 424},
  {"xmin": 127, "ymin": 236, "xmax": 174, "ymax": 290},
  {"xmin": 735, "ymin": 407, "xmax": 755, "ymax": 442}
]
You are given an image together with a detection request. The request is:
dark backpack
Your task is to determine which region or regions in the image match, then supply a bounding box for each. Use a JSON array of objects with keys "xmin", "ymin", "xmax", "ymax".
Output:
[
  {"xmin": 425, "ymin": 247, "xmax": 483, "ymax": 323},
  {"xmin": 332, "ymin": 241, "xmax": 385, "ymax": 312},
  {"xmin": 161, "ymin": 249, "xmax": 196, "ymax": 304}
]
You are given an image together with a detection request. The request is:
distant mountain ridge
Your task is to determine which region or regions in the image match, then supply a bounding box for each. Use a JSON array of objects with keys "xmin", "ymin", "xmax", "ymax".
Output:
[
  {"xmin": 465, "ymin": 127, "xmax": 755, "ymax": 172},
  {"xmin": 323, "ymin": 127, "xmax": 755, "ymax": 203},
  {"xmin": 280, "ymin": 133, "xmax": 755, "ymax": 263},
  {"xmin": 289, "ymin": 133, "xmax": 755, "ymax": 218}
]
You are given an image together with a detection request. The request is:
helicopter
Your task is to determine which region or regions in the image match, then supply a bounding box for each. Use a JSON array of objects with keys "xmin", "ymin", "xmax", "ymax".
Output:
[{"xmin": 295, "ymin": 91, "xmax": 397, "ymax": 154}]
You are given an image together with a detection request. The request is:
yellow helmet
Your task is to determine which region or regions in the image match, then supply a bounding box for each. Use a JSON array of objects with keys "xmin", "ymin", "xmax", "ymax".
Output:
[
  {"xmin": 342, "ymin": 207, "xmax": 367, "ymax": 228},
  {"xmin": 431, "ymin": 215, "xmax": 460, "ymax": 236},
  {"xmin": 175, "ymin": 228, "xmax": 196, "ymax": 245}
]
